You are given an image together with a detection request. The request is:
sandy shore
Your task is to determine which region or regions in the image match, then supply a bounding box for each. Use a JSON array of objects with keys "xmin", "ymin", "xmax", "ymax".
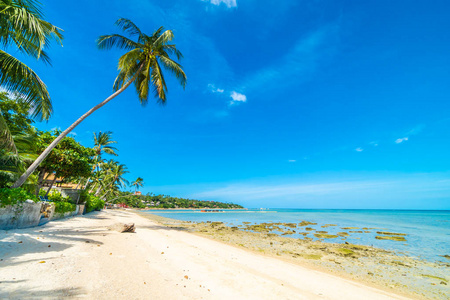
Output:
[{"xmin": 0, "ymin": 210, "xmax": 411, "ymax": 299}]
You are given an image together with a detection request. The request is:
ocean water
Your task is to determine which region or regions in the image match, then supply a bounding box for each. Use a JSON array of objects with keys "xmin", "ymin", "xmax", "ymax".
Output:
[{"xmin": 144, "ymin": 209, "xmax": 450, "ymax": 262}]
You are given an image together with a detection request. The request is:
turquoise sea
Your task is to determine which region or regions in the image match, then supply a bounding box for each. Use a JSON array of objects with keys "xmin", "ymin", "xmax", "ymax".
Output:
[{"xmin": 144, "ymin": 209, "xmax": 450, "ymax": 262}]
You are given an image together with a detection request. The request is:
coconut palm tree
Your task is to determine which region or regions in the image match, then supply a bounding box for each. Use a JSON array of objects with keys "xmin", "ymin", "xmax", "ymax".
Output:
[
  {"xmin": 82, "ymin": 131, "xmax": 118, "ymax": 189},
  {"xmin": 0, "ymin": 0, "xmax": 63, "ymax": 150},
  {"xmin": 131, "ymin": 177, "xmax": 144, "ymax": 194},
  {"xmin": 12, "ymin": 18, "xmax": 186, "ymax": 188},
  {"xmin": 98, "ymin": 161, "xmax": 129, "ymax": 197}
]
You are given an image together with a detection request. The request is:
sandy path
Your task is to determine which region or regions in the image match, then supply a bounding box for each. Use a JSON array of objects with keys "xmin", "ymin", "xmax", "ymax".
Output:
[{"xmin": 0, "ymin": 210, "xmax": 411, "ymax": 299}]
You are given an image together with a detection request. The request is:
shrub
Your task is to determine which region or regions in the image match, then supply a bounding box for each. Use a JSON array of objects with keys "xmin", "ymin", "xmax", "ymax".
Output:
[
  {"xmin": 54, "ymin": 201, "xmax": 76, "ymax": 214},
  {"xmin": 0, "ymin": 188, "xmax": 39, "ymax": 207},
  {"xmin": 85, "ymin": 194, "xmax": 105, "ymax": 213},
  {"xmin": 47, "ymin": 190, "xmax": 71, "ymax": 202}
]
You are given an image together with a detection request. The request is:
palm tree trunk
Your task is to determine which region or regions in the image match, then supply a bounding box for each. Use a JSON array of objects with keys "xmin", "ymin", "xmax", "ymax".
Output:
[
  {"xmin": 44, "ymin": 175, "xmax": 57, "ymax": 197},
  {"xmin": 35, "ymin": 169, "xmax": 46, "ymax": 196},
  {"xmin": 12, "ymin": 68, "xmax": 142, "ymax": 188},
  {"xmin": 94, "ymin": 185, "xmax": 102, "ymax": 196}
]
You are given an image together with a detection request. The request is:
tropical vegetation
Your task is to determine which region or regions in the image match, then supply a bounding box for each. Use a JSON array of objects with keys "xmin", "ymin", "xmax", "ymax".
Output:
[
  {"xmin": 109, "ymin": 191, "xmax": 244, "ymax": 209},
  {"xmin": 0, "ymin": 0, "xmax": 63, "ymax": 153},
  {"xmin": 13, "ymin": 18, "xmax": 187, "ymax": 188},
  {"xmin": 0, "ymin": 2, "xmax": 243, "ymax": 212}
]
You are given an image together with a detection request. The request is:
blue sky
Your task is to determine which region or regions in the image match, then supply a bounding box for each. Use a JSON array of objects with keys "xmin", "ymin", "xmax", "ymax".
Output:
[{"xmin": 25, "ymin": 0, "xmax": 450, "ymax": 209}]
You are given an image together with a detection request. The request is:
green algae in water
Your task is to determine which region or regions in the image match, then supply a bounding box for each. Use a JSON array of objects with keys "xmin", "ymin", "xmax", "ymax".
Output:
[
  {"xmin": 440, "ymin": 255, "xmax": 450, "ymax": 260},
  {"xmin": 305, "ymin": 227, "xmax": 315, "ymax": 231},
  {"xmin": 321, "ymin": 224, "xmax": 337, "ymax": 228},
  {"xmin": 341, "ymin": 227, "xmax": 360, "ymax": 230},
  {"xmin": 375, "ymin": 235, "xmax": 407, "ymax": 242},
  {"xmin": 334, "ymin": 248, "xmax": 355, "ymax": 257},
  {"xmin": 376, "ymin": 231, "xmax": 407, "ymax": 236},
  {"xmin": 314, "ymin": 233, "xmax": 338, "ymax": 239},
  {"xmin": 337, "ymin": 232, "xmax": 349, "ymax": 237},
  {"xmin": 298, "ymin": 221, "xmax": 317, "ymax": 226}
]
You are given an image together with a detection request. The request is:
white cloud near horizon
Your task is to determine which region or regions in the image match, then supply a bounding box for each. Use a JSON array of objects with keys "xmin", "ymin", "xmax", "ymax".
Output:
[
  {"xmin": 288, "ymin": 160, "xmax": 296, "ymax": 163},
  {"xmin": 355, "ymin": 147, "xmax": 363, "ymax": 152},
  {"xmin": 229, "ymin": 91, "xmax": 247, "ymax": 105},
  {"xmin": 395, "ymin": 137, "xmax": 409, "ymax": 144},
  {"xmin": 202, "ymin": 0, "xmax": 237, "ymax": 8}
]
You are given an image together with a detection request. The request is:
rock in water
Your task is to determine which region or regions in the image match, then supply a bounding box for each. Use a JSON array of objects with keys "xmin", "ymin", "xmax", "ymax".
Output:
[{"xmin": 108, "ymin": 223, "xmax": 136, "ymax": 233}]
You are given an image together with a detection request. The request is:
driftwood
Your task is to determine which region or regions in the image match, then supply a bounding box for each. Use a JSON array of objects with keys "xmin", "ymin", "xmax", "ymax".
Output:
[{"xmin": 108, "ymin": 223, "xmax": 136, "ymax": 233}]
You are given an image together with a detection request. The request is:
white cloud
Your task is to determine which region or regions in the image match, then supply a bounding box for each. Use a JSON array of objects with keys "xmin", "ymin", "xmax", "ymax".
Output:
[
  {"xmin": 229, "ymin": 91, "xmax": 247, "ymax": 105},
  {"xmin": 208, "ymin": 84, "xmax": 224, "ymax": 93},
  {"xmin": 288, "ymin": 160, "xmax": 296, "ymax": 163},
  {"xmin": 355, "ymin": 147, "xmax": 364, "ymax": 152},
  {"xmin": 369, "ymin": 141, "xmax": 379, "ymax": 147},
  {"xmin": 395, "ymin": 137, "xmax": 409, "ymax": 144},
  {"xmin": 202, "ymin": 0, "xmax": 237, "ymax": 8},
  {"xmin": 69, "ymin": 132, "xmax": 77, "ymax": 136}
]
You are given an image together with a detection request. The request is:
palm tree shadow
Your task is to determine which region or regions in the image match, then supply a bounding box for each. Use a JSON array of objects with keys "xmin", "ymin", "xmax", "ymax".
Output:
[{"xmin": 0, "ymin": 286, "xmax": 86, "ymax": 299}]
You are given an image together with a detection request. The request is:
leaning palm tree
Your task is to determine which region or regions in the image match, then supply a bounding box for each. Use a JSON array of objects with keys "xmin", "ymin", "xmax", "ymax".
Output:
[
  {"xmin": 12, "ymin": 18, "xmax": 186, "ymax": 188},
  {"xmin": 0, "ymin": 0, "xmax": 63, "ymax": 150},
  {"xmin": 131, "ymin": 177, "xmax": 144, "ymax": 194}
]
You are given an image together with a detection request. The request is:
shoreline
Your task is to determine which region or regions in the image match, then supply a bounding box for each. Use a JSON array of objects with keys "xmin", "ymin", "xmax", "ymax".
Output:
[
  {"xmin": 137, "ymin": 210, "xmax": 449, "ymax": 300},
  {"xmin": 0, "ymin": 209, "xmax": 418, "ymax": 299}
]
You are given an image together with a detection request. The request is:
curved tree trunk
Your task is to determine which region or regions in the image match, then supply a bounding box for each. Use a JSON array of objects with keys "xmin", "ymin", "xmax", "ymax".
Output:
[{"xmin": 12, "ymin": 71, "xmax": 141, "ymax": 188}]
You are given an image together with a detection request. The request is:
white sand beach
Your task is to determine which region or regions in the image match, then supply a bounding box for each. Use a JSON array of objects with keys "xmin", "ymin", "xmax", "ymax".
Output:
[{"xmin": 0, "ymin": 210, "xmax": 411, "ymax": 299}]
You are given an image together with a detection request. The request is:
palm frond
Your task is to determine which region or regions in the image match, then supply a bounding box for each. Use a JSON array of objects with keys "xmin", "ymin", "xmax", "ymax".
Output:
[
  {"xmin": 153, "ymin": 30, "xmax": 174, "ymax": 46},
  {"xmin": 0, "ymin": 50, "xmax": 52, "ymax": 120},
  {"xmin": 158, "ymin": 56, "xmax": 187, "ymax": 89},
  {"xmin": 97, "ymin": 34, "xmax": 140, "ymax": 51},
  {"xmin": 0, "ymin": 109, "xmax": 17, "ymax": 153},
  {"xmin": 150, "ymin": 60, "xmax": 167, "ymax": 103},
  {"xmin": 115, "ymin": 18, "xmax": 143, "ymax": 39}
]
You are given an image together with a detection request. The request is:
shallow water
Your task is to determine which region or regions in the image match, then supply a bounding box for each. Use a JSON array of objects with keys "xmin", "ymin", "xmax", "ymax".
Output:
[{"xmin": 144, "ymin": 209, "xmax": 450, "ymax": 262}]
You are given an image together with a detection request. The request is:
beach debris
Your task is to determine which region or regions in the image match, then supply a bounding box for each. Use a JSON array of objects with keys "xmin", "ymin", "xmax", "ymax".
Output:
[
  {"xmin": 107, "ymin": 222, "xmax": 136, "ymax": 233},
  {"xmin": 18, "ymin": 241, "xmax": 22, "ymax": 244},
  {"xmin": 39, "ymin": 261, "xmax": 46, "ymax": 263},
  {"xmin": 184, "ymin": 275, "xmax": 189, "ymax": 279},
  {"xmin": 161, "ymin": 252, "xmax": 164, "ymax": 254}
]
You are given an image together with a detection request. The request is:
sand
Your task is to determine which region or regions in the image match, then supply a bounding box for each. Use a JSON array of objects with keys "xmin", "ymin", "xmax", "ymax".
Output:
[{"xmin": 0, "ymin": 210, "xmax": 411, "ymax": 299}]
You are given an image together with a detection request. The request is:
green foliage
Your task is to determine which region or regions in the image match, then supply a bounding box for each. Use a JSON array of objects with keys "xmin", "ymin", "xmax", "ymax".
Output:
[
  {"xmin": 0, "ymin": 187, "xmax": 38, "ymax": 207},
  {"xmin": 0, "ymin": 92, "xmax": 37, "ymax": 187},
  {"xmin": 46, "ymin": 190, "xmax": 71, "ymax": 202},
  {"xmin": 109, "ymin": 191, "xmax": 244, "ymax": 209},
  {"xmin": 36, "ymin": 130, "xmax": 95, "ymax": 182},
  {"xmin": 97, "ymin": 18, "xmax": 186, "ymax": 104},
  {"xmin": 0, "ymin": 0, "xmax": 63, "ymax": 121},
  {"xmin": 85, "ymin": 194, "xmax": 105, "ymax": 213},
  {"xmin": 54, "ymin": 201, "xmax": 76, "ymax": 214}
]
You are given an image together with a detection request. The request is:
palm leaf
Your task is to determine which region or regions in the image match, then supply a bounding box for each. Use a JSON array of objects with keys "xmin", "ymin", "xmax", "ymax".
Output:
[{"xmin": 0, "ymin": 50, "xmax": 52, "ymax": 120}]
